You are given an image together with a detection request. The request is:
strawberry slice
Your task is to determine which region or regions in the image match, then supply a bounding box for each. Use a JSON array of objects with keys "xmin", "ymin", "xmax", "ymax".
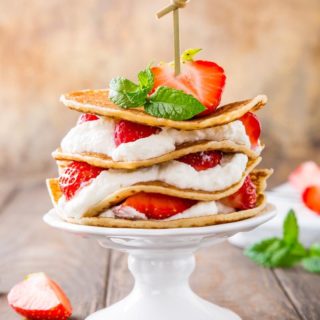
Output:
[
  {"xmin": 239, "ymin": 112, "xmax": 261, "ymax": 147},
  {"xmin": 177, "ymin": 151, "xmax": 222, "ymax": 171},
  {"xmin": 114, "ymin": 120, "xmax": 161, "ymax": 146},
  {"xmin": 289, "ymin": 161, "xmax": 320, "ymax": 192},
  {"xmin": 8, "ymin": 273, "xmax": 72, "ymax": 320},
  {"xmin": 77, "ymin": 113, "xmax": 99, "ymax": 125},
  {"xmin": 122, "ymin": 192, "xmax": 196, "ymax": 220},
  {"xmin": 302, "ymin": 186, "xmax": 320, "ymax": 215},
  {"xmin": 221, "ymin": 176, "xmax": 257, "ymax": 210},
  {"xmin": 59, "ymin": 161, "xmax": 103, "ymax": 200},
  {"xmin": 151, "ymin": 56, "xmax": 226, "ymax": 115}
]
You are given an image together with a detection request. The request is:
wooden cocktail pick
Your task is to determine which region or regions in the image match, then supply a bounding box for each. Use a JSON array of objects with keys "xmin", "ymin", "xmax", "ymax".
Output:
[{"xmin": 156, "ymin": 0, "xmax": 190, "ymax": 76}]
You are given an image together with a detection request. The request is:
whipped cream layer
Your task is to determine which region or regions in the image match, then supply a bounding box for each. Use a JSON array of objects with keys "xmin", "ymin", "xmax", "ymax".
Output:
[
  {"xmin": 61, "ymin": 118, "xmax": 251, "ymax": 162},
  {"xmin": 57, "ymin": 153, "xmax": 248, "ymax": 218},
  {"xmin": 100, "ymin": 200, "xmax": 234, "ymax": 221}
]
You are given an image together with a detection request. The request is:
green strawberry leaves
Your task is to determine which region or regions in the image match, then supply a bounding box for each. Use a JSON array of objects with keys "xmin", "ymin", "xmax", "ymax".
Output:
[
  {"xmin": 109, "ymin": 66, "xmax": 205, "ymax": 121},
  {"xmin": 245, "ymin": 210, "xmax": 319, "ymax": 273}
]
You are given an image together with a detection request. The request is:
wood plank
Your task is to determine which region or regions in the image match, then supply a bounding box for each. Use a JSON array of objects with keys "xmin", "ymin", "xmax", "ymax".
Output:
[
  {"xmin": 0, "ymin": 182, "xmax": 110, "ymax": 319},
  {"xmin": 273, "ymin": 268, "xmax": 320, "ymax": 320},
  {"xmin": 106, "ymin": 243, "xmax": 302, "ymax": 319}
]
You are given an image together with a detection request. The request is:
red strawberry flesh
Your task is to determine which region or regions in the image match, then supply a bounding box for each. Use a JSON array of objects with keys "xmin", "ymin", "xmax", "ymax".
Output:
[
  {"xmin": 59, "ymin": 161, "xmax": 103, "ymax": 200},
  {"xmin": 221, "ymin": 176, "xmax": 257, "ymax": 210},
  {"xmin": 302, "ymin": 185, "xmax": 320, "ymax": 215},
  {"xmin": 122, "ymin": 192, "xmax": 197, "ymax": 220},
  {"xmin": 151, "ymin": 59, "xmax": 226, "ymax": 115},
  {"xmin": 77, "ymin": 113, "xmax": 99, "ymax": 125},
  {"xmin": 114, "ymin": 120, "xmax": 161, "ymax": 146},
  {"xmin": 7, "ymin": 272, "xmax": 72, "ymax": 320},
  {"xmin": 177, "ymin": 151, "xmax": 223, "ymax": 171},
  {"xmin": 239, "ymin": 112, "xmax": 261, "ymax": 147}
]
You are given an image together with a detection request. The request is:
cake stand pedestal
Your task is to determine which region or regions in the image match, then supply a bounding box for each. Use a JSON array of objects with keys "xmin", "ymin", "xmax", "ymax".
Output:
[{"xmin": 44, "ymin": 204, "xmax": 276, "ymax": 320}]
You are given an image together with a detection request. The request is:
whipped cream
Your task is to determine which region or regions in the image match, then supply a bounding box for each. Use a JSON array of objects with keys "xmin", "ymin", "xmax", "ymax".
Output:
[
  {"xmin": 60, "ymin": 118, "xmax": 251, "ymax": 162},
  {"xmin": 57, "ymin": 153, "xmax": 248, "ymax": 218},
  {"xmin": 100, "ymin": 200, "xmax": 234, "ymax": 221}
]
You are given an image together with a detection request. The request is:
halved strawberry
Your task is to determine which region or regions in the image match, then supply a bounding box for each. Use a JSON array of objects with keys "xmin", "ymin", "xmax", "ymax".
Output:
[
  {"xmin": 151, "ymin": 56, "xmax": 226, "ymax": 115},
  {"xmin": 221, "ymin": 176, "xmax": 257, "ymax": 210},
  {"xmin": 122, "ymin": 192, "xmax": 196, "ymax": 220},
  {"xmin": 239, "ymin": 112, "xmax": 261, "ymax": 147},
  {"xmin": 289, "ymin": 161, "xmax": 320, "ymax": 192},
  {"xmin": 302, "ymin": 185, "xmax": 320, "ymax": 215},
  {"xmin": 8, "ymin": 272, "xmax": 72, "ymax": 320},
  {"xmin": 114, "ymin": 120, "xmax": 161, "ymax": 146},
  {"xmin": 77, "ymin": 113, "xmax": 99, "ymax": 125},
  {"xmin": 177, "ymin": 151, "xmax": 222, "ymax": 171},
  {"xmin": 59, "ymin": 161, "xmax": 103, "ymax": 200}
]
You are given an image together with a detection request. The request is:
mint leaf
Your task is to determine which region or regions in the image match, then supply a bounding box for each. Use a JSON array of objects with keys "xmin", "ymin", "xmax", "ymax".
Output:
[
  {"xmin": 244, "ymin": 238, "xmax": 282, "ymax": 267},
  {"xmin": 302, "ymin": 257, "xmax": 320, "ymax": 273},
  {"xmin": 145, "ymin": 86, "xmax": 205, "ymax": 120},
  {"xmin": 138, "ymin": 67, "xmax": 154, "ymax": 92},
  {"xmin": 283, "ymin": 209, "xmax": 298, "ymax": 245},
  {"xmin": 109, "ymin": 77, "xmax": 147, "ymax": 108},
  {"xmin": 310, "ymin": 243, "xmax": 320, "ymax": 256}
]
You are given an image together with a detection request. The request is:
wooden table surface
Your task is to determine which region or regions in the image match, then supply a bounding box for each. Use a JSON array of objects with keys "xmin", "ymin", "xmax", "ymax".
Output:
[{"xmin": 0, "ymin": 180, "xmax": 319, "ymax": 320}]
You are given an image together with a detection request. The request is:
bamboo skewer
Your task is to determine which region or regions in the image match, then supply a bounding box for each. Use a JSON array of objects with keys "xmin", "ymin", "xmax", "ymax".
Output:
[{"xmin": 156, "ymin": 0, "xmax": 189, "ymax": 76}]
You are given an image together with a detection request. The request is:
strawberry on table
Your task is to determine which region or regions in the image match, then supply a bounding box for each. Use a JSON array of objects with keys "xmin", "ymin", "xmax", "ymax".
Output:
[
  {"xmin": 122, "ymin": 192, "xmax": 197, "ymax": 220},
  {"xmin": 239, "ymin": 112, "xmax": 261, "ymax": 147},
  {"xmin": 289, "ymin": 161, "xmax": 320, "ymax": 192},
  {"xmin": 302, "ymin": 186, "xmax": 320, "ymax": 215},
  {"xmin": 221, "ymin": 176, "xmax": 257, "ymax": 210},
  {"xmin": 177, "ymin": 151, "xmax": 222, "ymax": 171},
  {"xmin": 59, "ymin": 161, "xmax": 103, "ymax": 200},
  {"xmin": 114, "ymin": 119, "xmax": 160, "ymax": 146},
  {"xmin": 151, "ymin": 48, "xmax": 226, "ymax": 115},
  {"xmin": 77, "ymin": 113, "xmax": 99, "ymax": 125},
  {"xmin": 8, "ymin": 272, "xmax": 72, "ymax": 320}
]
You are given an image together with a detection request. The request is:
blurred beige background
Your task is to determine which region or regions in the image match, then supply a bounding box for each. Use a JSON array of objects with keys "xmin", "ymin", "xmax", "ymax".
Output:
[{"xmin": 0, "ymin": 0, "xmax": 319, "ymax": 185}]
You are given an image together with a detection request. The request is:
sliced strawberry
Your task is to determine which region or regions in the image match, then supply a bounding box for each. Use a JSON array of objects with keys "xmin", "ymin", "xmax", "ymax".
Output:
[
  {"xmin": 59, "ymin": 161, "xmax": 103, "ymax": 200},
  {"xmin": 8, "ymin": 272, "xmax": 72, "ymax": 320},
  {"xmin": 114, "ymin": 120, "xmax": 161, "ymax": 146},
  {"xmin": 122, "ymin": 192, "xmax": 196, "ymax": 220},
  {"xmin": 239, "ymin": 112, "xmax": 261, "ymax": 147},
  {"xmin": 302, "ymin": 185, "xmax": 320, "ymax": 215},
  {"xmin": 289, "ymin": 161, "xmax": 320, "ymax": 192},
  {"xmin": 177, "ymin": 151, "xmax": 222, "ymax": 171},
  {"xmin": 151, "ymin": 60, "xmax": 226, "ymax": 115},
  {"xmin": 77, "ymin": 113, "xmax": 99, "ymax": 125},
  {"xmin": 221, "ymin": 176, "xmax": 257, "ymax": 210}
]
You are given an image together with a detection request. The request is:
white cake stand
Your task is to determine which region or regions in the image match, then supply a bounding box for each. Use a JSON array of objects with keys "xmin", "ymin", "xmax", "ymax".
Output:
[{"xmin": 44, "ymin": 204, "xmax": 276, "ymax": 320}]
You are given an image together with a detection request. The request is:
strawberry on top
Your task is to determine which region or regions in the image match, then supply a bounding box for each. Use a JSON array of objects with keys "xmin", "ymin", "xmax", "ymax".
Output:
[{"xmin": 151, "ymin": 48, "xmax": 226, "ymax": 115}]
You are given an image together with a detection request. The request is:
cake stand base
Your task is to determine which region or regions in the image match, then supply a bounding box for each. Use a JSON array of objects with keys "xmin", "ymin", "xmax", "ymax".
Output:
[{"xmin": 43, "ymin": 204, "xmax": 276, "ymax": 320}]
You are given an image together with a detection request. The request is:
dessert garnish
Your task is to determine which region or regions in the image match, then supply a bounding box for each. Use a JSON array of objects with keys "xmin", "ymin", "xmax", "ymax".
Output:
[
  {"xmin": 289, "ymin": 161, "xmax": 320, "ymax": 215},
  {"xmin": 7, "ymin": 272, "xmax": 72, "ymax": 320},
  {"xmin": 245, "ymin": 210, "xmax": 320, "ymax": 273},
  {"xmin": 109, "ymin": 49, "xmax": 226, "ymax": 120}
]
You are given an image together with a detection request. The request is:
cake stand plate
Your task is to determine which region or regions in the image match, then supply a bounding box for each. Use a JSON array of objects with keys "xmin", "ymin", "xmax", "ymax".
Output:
[{"xmin": 44, "ymin": 204, "xmax": 276, "ymax": 320}]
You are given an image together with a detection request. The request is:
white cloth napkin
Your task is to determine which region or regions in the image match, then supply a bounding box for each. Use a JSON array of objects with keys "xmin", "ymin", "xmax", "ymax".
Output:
[{"xmin": 229, "ymin": 183, "xmax": 320, "ymax": 248}]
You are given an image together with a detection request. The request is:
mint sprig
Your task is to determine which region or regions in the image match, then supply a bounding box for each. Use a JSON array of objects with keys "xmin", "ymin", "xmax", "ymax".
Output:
[
  {"xmin": 108, "ymin": 66, "xmax": 205, "ymax": 121},
  {"xmin": 245, "ymin": 210, "xmax": 320, "ymax": 273}
]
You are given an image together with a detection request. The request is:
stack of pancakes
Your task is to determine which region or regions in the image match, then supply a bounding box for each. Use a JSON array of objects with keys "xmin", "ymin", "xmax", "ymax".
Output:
[{"xmin": 47, "ymin": 89, "xmax": 272, "ymax": 228}]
